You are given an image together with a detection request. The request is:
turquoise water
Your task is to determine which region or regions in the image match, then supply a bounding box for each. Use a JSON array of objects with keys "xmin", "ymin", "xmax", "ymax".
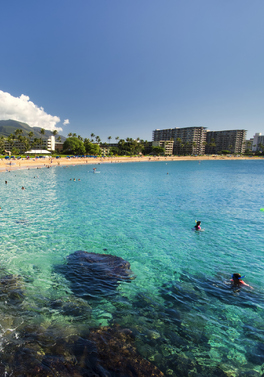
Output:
[{"xmin": 0, "ymin": 160, "xmax": 264, "ymax": 375}]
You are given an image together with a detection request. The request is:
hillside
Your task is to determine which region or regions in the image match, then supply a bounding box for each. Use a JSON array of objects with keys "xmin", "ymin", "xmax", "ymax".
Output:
[{"xmin": 0, "ymin": 120, "xmax": 66, "ymax": 141}]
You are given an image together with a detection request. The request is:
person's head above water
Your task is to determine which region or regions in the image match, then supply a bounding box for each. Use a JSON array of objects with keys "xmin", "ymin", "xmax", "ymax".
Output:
[
  {"xmin": 232, "ymin": 273, "xmax": 245, "ymax": 281},
  {"xmin": 196, "ymin": 221, "xmax": 201, "ymax": 226}
]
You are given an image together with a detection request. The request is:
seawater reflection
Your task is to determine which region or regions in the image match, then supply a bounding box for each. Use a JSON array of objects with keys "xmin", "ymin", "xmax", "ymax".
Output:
[{"xmin": 0, "ymin": 160, "xmax": 263, "ymax": 376}]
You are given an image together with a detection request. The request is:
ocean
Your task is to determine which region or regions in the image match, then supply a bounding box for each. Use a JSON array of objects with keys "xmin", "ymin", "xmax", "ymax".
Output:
[{"xmin": 0, "ymin": 159, "xmax": 264, "ymax": 376}]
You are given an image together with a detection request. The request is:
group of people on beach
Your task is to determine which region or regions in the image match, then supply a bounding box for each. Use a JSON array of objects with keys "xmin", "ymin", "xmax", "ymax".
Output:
[{"xmin": 194, "ymin": 220, "xmax": 253, "ymax": 290}]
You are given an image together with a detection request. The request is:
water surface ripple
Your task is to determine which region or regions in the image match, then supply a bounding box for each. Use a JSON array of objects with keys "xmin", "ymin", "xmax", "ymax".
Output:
[{"xmin": 0, "ymin": 160, "xmax": 263, "ymax": 376}]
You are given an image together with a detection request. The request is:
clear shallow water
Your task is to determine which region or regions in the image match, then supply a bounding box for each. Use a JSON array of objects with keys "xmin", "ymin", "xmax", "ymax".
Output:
[{"xmin": 0, "ymin": 160, "xmax": 264, "ymax": 375}]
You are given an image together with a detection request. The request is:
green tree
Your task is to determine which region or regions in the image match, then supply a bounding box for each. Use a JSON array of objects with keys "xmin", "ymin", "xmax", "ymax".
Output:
[
  {"xmin": 151, "ymin": 146, "xmax": 165, "ymax": 156},
  {"xmin": 258, "ymin": 142, "xmax": 264, "ymax": 153},
  {"xmin": 11, "ymin": 147, "xmax": 20, "ymax": 155},
  {"xmin": 68, "ymin": 133, "xmax": 72, "ymax": 137},
  {"xmin": 246, "ymin": 141, "xmax": 252, "ymax": 149},
  {"xmin": 84, "ymin": 141, "xmax": 101, "ymax": 155},
  {"xmin": 7, "ymin": 134, "xmax": 15, "ymax": 149},
  {"xmin": 32, "ymin": 138, "xmax": 40, "ymax": 148},
  {"xmin": 208, "ymin": 138, "xmax": 216, "ymax": 154},
  {"xmin": 15, "ymin": 129, "xmax": 23, "ymax": 139},
  {"xmin": 63, "ymin": 137, "xmax": 85, "ymax": 155},
  {"xmin": 40, "ymin": 128, "xmax": 45, "ymax": 148},
  {"xmin": 0, "ymin": 136, "xmax": 5, "ymax": 153},
  {"xmin": 23, "ymin": 137, "xmax": 30, "ymax": 152},
  {"xmin": 53, "ymin": 130, "xmax": 58, "ymax": 137}
]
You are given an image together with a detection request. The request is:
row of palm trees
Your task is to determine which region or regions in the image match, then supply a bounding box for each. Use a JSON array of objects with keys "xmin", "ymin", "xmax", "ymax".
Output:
[{"xmin": 67, "ymin": 132, "xmax": 119, "ymax": 145}]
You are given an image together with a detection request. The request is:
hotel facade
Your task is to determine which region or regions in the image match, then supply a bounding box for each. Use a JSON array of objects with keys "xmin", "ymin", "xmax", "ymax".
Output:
[
  {"xmin": 205, "ymin": 130, "xmax": 246, "ymax": 154},
  {"xmin": 153, "ymin": 127, "xmax": 207, "ymax": 155},
  {"xmin": 153, "ymin": 127, "xmax": 247, "ymax": 155}
]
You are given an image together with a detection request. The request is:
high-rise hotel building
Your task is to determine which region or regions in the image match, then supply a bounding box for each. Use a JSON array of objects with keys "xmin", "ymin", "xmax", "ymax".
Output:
[
  {"xmin": 153, "ymin": 127, "xmax": 207, "ymax": 155},
  {"xmin": 205, "ymin": 130, "xmax": 246, "ymax": 154},
  {"xmin": 153, "ymin": 127, "xmax": 247, "ymax": 155}
]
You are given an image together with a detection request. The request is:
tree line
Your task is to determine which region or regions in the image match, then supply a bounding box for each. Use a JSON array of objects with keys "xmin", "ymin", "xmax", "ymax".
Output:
[{"xmin": 63, "ymin": 133, "xmax": 154, "ymax": 156}]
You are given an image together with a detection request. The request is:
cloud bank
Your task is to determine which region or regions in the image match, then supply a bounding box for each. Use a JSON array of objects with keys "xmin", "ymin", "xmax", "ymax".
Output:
[{"xmin": 0, "ymin": 90, "xmax": 63, "ymax": 131}]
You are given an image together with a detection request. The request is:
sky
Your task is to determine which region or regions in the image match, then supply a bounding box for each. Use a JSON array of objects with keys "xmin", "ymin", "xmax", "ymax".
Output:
[{"xmin": 0, "ymin": 1, "xmax": 263, "ymax": 141}]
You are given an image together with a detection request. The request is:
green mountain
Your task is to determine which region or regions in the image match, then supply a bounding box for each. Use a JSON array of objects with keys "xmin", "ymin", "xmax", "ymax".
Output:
[{"xmin": 0, "ymin": 119, "xmax": 66, "ymax": 141}]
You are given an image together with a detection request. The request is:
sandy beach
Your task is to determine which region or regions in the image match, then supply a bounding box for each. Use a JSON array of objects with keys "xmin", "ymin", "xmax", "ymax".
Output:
[{"xmin": 0, "ymin": 154, "xmax": 262, "ymax": 172}]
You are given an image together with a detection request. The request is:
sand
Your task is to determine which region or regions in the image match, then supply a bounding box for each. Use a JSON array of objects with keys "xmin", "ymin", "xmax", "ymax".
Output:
[{"xmin": 0, "ymin": 155, "xmax": 262, "ymax": 172}]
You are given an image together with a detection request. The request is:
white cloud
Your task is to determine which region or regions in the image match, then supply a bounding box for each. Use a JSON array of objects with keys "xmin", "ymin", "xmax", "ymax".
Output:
[
  {"xmin": 0, "ymin": 90, "xmax": 63, "ymax": 132},
  {"xmin": 63, "ymin": 119, "xmax": 70, "ymax": 125}
]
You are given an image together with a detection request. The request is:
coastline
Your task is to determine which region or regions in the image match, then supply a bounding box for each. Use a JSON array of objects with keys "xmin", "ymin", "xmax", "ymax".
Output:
[{"xmin": 0, "ymin": 155, "xmax": 262, "ymax": 172}]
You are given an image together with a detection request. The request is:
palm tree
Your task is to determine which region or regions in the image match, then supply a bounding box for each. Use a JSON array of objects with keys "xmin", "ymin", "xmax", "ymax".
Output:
[
  {"xmin": 115, "ymin": 136, "xmax": 119, "ymax": 142},
  {"xmin": 57, "ymin": 136, "xmax": 62, "ymax": 142},
  {"xmin": 0, "ymin": 136, "xmax": 5, "ymax": 153},
  {"xmin": 52, "ymin": 130, "xmax": 58, "ymax": 137},
  {"xmin": 108, "ymin": 136, "xmax": 112, "ymax": 144},
  {"xmin": 68, "ymin": 133, "xmax": 72, "ymax": 137},
  {"xmin": 40, "ymin": 128, "xmax": 45, "ymax": 149},
  {"xmin": 15, "ymin": 129, "xmax": 23, "ymax": 139},
  {"xmin": 258, "ymin": 142, "xmax": 264, "ymax": 153},
  {"xmin": 91, "ymin": 133, "xmax": 95, "ymax": 139},
  {"xmin": 78, "ymin": 135, "xmax": 83, "ymax": 141},
  {"xmin": 72, "ymin": 133, "xmax": 77, "ymax": 137},
  {"xmin": 32, "ymin": 138, "xmax": 37, "ymax": 148},
  {"xmin": 7, "ymin": 134, "xmax": 15, "ymax": 149},
  {"xmin": 176, "ymin": 137, "xmax": 182, "ymax": 154}
]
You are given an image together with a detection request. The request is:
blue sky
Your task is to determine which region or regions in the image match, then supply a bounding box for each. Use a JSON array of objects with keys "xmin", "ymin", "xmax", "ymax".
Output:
[{"xmin": 0, "ymin": 1, "xmax": 263, "ymax": 141}]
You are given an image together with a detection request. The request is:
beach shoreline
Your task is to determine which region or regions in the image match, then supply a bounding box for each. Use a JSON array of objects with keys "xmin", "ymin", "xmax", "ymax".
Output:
[{"xmin": 0, "ymin": 155, "xmax": 262, "ymax": 172}]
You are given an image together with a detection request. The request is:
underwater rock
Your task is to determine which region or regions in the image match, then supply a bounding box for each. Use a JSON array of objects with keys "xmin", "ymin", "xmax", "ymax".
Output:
[
  {"xmin": 49, "ymin": 297, "xmax": 92, "ymax": 319},
  {"xmin": 89, "ymin": 325, "xmax": 165, "ymax": 376},
  {"xmin": 56, "ymin": 251, "xmax": 135, "ymax": 299},
  {"xmin": 1, "ymin": 322, "xmax": 164, "ymax": 377},
  {"xmin": 0, "ymin": 274, "xmax": 24, "ymax": 305},
  {"xmin": 166, "ymin": 352, "xmax": 230, "ymax": 377}
]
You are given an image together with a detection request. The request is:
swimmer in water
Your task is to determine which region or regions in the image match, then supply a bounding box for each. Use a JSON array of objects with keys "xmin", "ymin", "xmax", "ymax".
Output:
[
  {"xmin": 194, "ymin": 221, "xmax": 202, "ymax": 231},
  {"xmin": 231, "ymin": 273, "xmax": 253, "ymax": 289}
]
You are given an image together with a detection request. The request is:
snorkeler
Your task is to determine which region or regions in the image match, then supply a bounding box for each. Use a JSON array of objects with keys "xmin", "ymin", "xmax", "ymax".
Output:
[
  {"xmin": 231, "ymin": 273, "xmax": 253, "ymax": 289},
  {"xmin": 194, "ymin": 221, "xmax": 202, "ymax": 231}
]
